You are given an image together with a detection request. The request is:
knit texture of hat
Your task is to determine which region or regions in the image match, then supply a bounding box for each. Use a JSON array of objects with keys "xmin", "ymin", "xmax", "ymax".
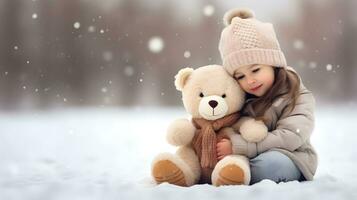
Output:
[{"xmin": 219, "ymin": 8, "xmax": 287, "ymax": 76}]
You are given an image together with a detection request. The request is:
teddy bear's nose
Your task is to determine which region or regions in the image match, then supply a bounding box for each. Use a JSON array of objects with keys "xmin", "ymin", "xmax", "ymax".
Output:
[{"xmin": 208, "ymin": 100, "xmax": 218, "ymax": 108}]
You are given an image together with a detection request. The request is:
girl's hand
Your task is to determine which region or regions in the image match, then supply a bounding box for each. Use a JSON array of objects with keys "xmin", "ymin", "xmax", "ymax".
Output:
[{"xmin": 216, "ymin": 138, "xmax": 233, "ymax": 161}]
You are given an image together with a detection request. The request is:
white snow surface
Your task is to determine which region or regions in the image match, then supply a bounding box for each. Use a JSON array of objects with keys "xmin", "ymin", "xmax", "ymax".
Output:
[{"xmin": 0, "ymin": 105, "xmax": 356, "ymax": 200}]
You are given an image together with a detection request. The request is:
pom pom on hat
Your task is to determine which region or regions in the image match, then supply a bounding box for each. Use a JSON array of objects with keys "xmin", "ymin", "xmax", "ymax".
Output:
[{"xmin": 223, "ymin": 8, "xmax": 255, "ymax": 26}]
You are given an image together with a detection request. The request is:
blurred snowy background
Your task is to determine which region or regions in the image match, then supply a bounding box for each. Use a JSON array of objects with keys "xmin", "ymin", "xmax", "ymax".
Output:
[
  {"xmin": 0, "ymin": 0, "xmax": 356, "ymax": 109},
  {"xmin": 0, "ymin": 0, "xmax": 357, "ymax": 199}
]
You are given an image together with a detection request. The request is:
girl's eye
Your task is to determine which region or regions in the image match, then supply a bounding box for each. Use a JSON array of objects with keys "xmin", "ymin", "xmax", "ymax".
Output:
[
  {"xmin": 252, "ymin": 68, "xmax": 260, "ymax": 73},
  {"xmin": 236, "ymin": 75, "xmax": 245, "ymax": 80},
  {"xmin": 199, "ymin": 92, "xmax": 204, "ymax": 97}
]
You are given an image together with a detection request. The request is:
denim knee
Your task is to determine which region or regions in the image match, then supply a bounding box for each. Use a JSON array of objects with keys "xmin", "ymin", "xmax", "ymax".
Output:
[{"xmin": 249, "ymin": 151, "xmax": 303, "ymax": 185}]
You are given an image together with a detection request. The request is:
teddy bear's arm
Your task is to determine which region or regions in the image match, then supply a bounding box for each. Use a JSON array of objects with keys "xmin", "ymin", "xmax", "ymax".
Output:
[
  {"xmin": 232, "ymin": 117, "xmax": 268, "ymax": 143},
  {"xmin": 166, "ymin": 119, "xmax": 196, "ymax": 146}
]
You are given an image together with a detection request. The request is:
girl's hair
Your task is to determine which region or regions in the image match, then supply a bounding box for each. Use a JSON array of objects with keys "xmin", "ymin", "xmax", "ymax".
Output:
[{"xmin": 244, "ymin": 67, "xmax": 300, "ymax": 119}]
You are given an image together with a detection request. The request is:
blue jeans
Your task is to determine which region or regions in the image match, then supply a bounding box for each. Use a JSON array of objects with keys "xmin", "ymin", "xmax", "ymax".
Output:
[{"xmin": 249, "ymin": 151, "xmax": 305, "ymax": 185}]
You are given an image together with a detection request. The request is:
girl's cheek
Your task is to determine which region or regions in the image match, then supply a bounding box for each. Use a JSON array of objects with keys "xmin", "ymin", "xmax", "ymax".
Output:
[{"xmin": 238, "ymin": 82, "xmax": 249, "ymax": 93}]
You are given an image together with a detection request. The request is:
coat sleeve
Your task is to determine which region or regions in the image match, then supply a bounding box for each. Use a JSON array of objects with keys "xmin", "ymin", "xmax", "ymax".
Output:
[
  {"xmin": 256, "ymin": 91, "xmax": 316, "ymax": 153},
  {"xmin": 223, "ymin": 127, "xmax": 258, "ymax": 158}
]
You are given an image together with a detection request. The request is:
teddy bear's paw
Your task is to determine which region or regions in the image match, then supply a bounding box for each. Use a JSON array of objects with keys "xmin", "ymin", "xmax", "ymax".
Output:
[
  {"xmin": 166, "ymin": 119, "xmax": 196, "ymax": 146},
  {"xmin": 212, "ymin": 155, "xmax": 251, "ymax": 186},
  {"xmin": 151, "ymin": 153, "xmax": 197, "ymax": 186},
  {"xmin": 215, "ymin": 164, "xmax": 245, "ymax": 186},
  {"xmin": 239, "ymin": 119, "xmax": 268, "ymax": 142},
  {"xmin": 152, "ymin": 159, "xmax": 188, "ymax": 187}
]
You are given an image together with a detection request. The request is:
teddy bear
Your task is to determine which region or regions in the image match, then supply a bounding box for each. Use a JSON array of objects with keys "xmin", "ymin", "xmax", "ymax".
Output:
[{"xmin": 151, "ymin": 65, "xmax": 268, "ymax": 186}]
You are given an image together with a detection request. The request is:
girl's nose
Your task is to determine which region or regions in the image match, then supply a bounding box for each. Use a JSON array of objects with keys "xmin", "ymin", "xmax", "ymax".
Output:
[{"xmin": 247, "ymin": 77, "xmax": 256, "ymax": 85}]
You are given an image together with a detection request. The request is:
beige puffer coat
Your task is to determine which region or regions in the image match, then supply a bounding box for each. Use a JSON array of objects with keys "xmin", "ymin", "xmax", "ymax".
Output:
[{"xmin": 227, "ymin": 68, "xmax": 317, "ymax": 181}]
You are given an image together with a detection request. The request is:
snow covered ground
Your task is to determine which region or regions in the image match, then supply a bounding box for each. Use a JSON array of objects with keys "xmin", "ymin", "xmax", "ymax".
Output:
[{"xmin": 0, "ymin": 104, "xmax": 356, "ymax": 200}]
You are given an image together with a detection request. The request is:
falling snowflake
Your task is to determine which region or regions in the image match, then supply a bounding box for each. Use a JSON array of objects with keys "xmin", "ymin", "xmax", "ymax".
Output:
[
  {"xmin": 73, "ymin": 22, "xmax": 81, "ymax": 29},
  {"xmin": 148, "ymin": 37, "xmax": 164, "ymax": 53},
  {"xmin": 309, "ymin": 62, "xmax": 317, "ymax": 69},
  {"xmin": 4, "ymin": 72, "xmax": 8, "ymax": 75},
  {"xmin": 293, "ymin": 39, "xmax": 304, "ymax": 50},
  {"xmin": 63, "ymin": 98, "xmax": 67, "ymax": 102},
  {"xmin": 14, "ymin": 46, "xmax": 19, "ymax": 50},
  {"xmin": 26, "ymin": 61, "xmax": 30, "ymax": 64},
  {"xmin": 296, "ymin": 129, "xmax": 300, "ymax": 133},
  {"xmin": 100, "ymin": 29, "xmax": 105, "ymax": 34},
  {"xmin": 184, "ymin": 51, "xmax": 191, "ymax": 58},
  {"xmin": 102, "ymin": 51, "xmax": 113, "ymax": 62},
  {"xmin": 32, "ymin": 13, "xmax": 38, "ymax": 19},
  {"xmin": 124, "ymin": 66, "xmax": 134, "ymax": 76},
  {"xmin": 326, "ymin": 64, "xmax": 333, "ymax": 71},
  {"xmin": 88, "ymin": 26, "xmax": 96, "ymax": 33},
  {"xmin": 203, "ymin": 5, "xmax": 215, "ymax": 17},
  {"xmin": 101, "ymin": 87, "xmax": 108, "ymax": 93},
  {"xmin": 139, "ymin": 78, "xmax": 143, "ymax": 82}
]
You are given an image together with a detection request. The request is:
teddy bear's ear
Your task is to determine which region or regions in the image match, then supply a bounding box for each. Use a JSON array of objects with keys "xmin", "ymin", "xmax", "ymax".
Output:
[{"xmin": 174, "ymin": 67, "xmax": 194, "ymax": 91}]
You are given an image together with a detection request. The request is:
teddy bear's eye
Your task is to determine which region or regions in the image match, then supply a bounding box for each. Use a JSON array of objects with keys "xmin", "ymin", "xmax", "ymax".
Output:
[
  {"xmin": 222, "ymin": 94, "xmax": 226, "ymax": 98},
  {"xmin": 199, "ymin": 92, "xmax": 204, "ymax": 98}
]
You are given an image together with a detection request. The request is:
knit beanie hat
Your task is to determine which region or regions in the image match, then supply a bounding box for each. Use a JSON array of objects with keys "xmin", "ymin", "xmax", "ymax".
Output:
[{"xmin": 219, "ymin": 8, "xmax": 287, "ymax": 76}]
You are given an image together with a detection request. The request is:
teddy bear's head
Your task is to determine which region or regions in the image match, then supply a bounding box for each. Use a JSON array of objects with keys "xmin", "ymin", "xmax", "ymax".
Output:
[{"xmin": 175, "ymin": 65, "xmax": 245, "ymax": 120}]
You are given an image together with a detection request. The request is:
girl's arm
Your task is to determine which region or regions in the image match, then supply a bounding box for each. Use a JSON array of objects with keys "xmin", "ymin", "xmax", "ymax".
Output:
[
  {"xmin": 224, "ymin": 91, "xmax": 315, "ymax": 158},
  {"xmin": 256, "ymin": 91, "xmax": 315, "ymax": 153},
  {"xmin": 223, "ymin": 128, "xmax": 258, "ymax": 158}
]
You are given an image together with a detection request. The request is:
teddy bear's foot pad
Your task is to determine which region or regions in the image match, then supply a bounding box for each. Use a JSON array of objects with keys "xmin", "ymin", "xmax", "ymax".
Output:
[
  {"xmin": 152, "ymin": 160, "xmax": 187, "ymax": 186},
  {"xmin": 216, "ymin": 164, "xmax": 245, "ymax": 186}
]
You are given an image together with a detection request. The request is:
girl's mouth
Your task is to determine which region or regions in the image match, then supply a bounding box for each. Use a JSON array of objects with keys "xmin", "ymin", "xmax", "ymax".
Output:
[{"xmin": 250, "ymin": 84, "xmax": 262, "ymax": 92}]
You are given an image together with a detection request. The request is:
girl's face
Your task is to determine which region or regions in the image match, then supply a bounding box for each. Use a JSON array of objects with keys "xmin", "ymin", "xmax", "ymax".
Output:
[{"xmin": 233, "ymin": 64, "xmax": 275, "ymax": 97}]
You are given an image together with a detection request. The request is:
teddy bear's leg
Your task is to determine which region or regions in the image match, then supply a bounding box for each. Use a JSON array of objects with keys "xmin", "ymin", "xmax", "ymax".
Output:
[
  {"xmin": 211, "ymin": 155, "xmax": 251, "ymax": 186},
  {"xmin": 151, "ymin": 146, "xmax": 200, "ymax": 187},
  {"xmin": 176, "ymin": 146, "xmax": 201, "ymax": 183}
]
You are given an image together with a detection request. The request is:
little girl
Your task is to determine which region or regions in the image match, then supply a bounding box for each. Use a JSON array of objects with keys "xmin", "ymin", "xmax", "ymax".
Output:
[{"xmin": 215, "ymin": 8, "xmax": 317, "ymax": 185}]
